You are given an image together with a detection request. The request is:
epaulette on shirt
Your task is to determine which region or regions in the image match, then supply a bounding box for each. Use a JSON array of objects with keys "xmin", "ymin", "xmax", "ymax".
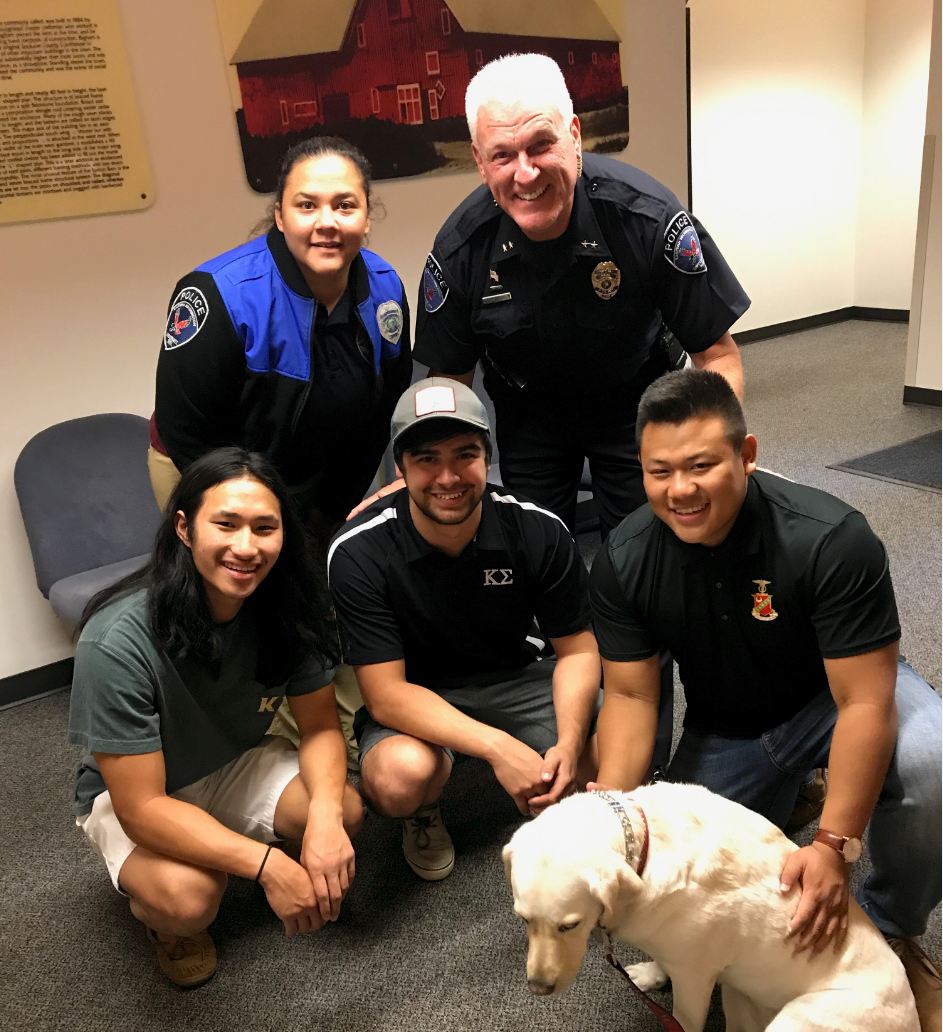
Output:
[
  {"xmin": 582, "ymin": 153, "xmax": 681, "ymax": 225},
  {"xmin": 436, "ymin": 184, "xmax": 504, "ymax": 260}
]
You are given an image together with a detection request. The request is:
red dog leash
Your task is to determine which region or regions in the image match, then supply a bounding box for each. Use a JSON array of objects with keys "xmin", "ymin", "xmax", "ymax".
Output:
[
  {"xmin": 602, "ymin": 935, "xmax": 687, "ymax": 1032},
  {"xmin": 594, "ymin": 792, "xmax": 687, "ymax": 1032}
]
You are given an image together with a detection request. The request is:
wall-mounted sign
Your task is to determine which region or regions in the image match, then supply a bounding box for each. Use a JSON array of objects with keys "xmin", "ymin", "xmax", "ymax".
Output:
[{"xmin": 0, "ymin": 0, "xmax": 154, "ymax": 225}]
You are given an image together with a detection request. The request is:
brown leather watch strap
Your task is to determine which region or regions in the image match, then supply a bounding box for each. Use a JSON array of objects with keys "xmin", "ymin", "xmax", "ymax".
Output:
[{"xmin": 814, "ymin": 828, "xmax": 862, "ymax": 862}]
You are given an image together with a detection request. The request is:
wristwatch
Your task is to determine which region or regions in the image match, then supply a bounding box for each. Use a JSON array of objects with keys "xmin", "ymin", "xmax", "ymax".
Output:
[{"xmin": 813, "ymin": 828, "xmax": 863, "ymax": 863}]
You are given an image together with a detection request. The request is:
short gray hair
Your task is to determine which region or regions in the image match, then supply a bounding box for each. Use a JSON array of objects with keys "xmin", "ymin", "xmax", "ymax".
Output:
[{"xmin": 465, "ymin": 53, "xmax": 574, "ymax": 144}]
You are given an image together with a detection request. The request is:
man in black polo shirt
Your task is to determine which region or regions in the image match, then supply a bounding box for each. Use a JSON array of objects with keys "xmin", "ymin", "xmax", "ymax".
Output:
[
  {"xmin": 328, "ymin": 378, "xmax": 600, "ymax": 881},
  {"xmin": 591, "ymin": 369, "xmax": 941, "ymax": 1028}
]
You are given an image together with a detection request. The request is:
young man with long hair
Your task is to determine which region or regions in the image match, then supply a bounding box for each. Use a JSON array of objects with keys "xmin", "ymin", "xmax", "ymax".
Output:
[{"xmin": 69, "ymin": 448, "xmax": 362, "ymax": 987}]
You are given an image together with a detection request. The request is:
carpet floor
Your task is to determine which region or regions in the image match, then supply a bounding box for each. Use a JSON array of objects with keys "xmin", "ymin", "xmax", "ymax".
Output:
[{"xmin": 2, "ymin": 319, "xmax": 939, "ymax": 1031}]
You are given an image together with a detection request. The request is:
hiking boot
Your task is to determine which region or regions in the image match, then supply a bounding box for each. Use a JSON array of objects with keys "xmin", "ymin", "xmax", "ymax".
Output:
[
  {"xmin": 888, "ymin": 937, "xmax": 942, "ymax": 1032},
  {"xmin": 785, "ymin": 768, "xmax": 828, "ymax": 833},
  {"xmin": 402, "ymin": 803, "xmax": 455, "ymax": 881},
  {"xmin": 146, "ymin": 927, "xmax": 217, "ymax": 988}
]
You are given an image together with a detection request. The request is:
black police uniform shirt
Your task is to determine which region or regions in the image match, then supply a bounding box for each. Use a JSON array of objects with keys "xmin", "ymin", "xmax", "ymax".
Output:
[
  {"xmin": 590, "ymin": 471, "xmax": 901, "ymax": 738},
  {"xmin": 415, "ymin": 152, "xmax": 750, "ymax": 406},
  {"xmin": 327, "ymin": 486, "xmax": 591, "ymax": 692}
]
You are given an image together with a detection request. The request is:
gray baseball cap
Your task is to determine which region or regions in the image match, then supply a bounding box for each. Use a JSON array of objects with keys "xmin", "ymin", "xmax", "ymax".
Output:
[{"xmin": 390, "ymin": 377, "xmax": 491, "ymax": 449}]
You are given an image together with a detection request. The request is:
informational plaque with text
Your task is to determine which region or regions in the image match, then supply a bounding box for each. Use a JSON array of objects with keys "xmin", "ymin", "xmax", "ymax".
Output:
[{"xmin": 0, "ymin": 0, "xmax": 153, "ymax": 225}]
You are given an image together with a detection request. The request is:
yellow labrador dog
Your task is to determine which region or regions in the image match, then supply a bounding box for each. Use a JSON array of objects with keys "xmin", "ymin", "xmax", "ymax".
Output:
[{"xmin": 503, "ymin": 783, "xmax": 919, "ymax": 1031}]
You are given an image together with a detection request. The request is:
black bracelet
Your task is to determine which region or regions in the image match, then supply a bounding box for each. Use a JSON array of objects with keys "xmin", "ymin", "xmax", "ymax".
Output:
[{"xmin": 254, "ymin": 843, "xmax": 273, "ymax": 882}]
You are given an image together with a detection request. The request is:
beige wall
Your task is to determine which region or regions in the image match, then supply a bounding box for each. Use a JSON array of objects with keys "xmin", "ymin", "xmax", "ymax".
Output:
[
  {"xmin": 906, "ymin": 0, "xmax": 942, "ymax": 393},
  {"xmin": 856, "ymin": 0, "xmax": 933, "ymax": 307},
  {"xmin": 617, "ymin": 0, "xmax": 689, "ymax": 197},
  {"xmin": 1, "ymin": 0, "xmax": 690, "ymax": 680},
  {"xmin": 689, "ymin": 0, "xmax": 932, "ymax": 332}
]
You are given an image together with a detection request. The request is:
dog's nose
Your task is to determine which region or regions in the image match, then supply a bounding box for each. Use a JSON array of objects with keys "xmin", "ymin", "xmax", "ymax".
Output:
[{"xmin": 527, "ymin": 978, "xmax": 556, "ymax": 996}]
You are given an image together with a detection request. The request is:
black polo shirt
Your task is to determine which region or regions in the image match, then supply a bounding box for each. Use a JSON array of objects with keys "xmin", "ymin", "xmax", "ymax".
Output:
[
  {"xmin": 415, "ymin": 152, "xmax": 750, "ymax": 405},
  {"xmin": 590, "ymin": 471, "xmax": 901, "ymax": 737},
  {"xmin": 327, "ymin": 486, "xmax": 591, "ymax": 691}
]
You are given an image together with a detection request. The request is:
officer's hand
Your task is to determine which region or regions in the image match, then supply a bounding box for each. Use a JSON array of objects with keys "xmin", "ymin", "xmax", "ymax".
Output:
[
  {"xmin": 346, "ymin": 477, "xmax": 405, "ymax": 520},
  {"xmin": 781, "ymin": 843, "xmax": 850, "ymax": 955}
]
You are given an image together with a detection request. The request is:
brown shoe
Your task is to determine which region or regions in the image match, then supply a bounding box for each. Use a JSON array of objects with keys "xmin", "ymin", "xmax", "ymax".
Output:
[
  {"xmin": 888, "ymin": 936, "xmax": 942, "ymax": 1032},
  {"xmin": 146, "ymin": 927, "xmax": 217, "ymax": 988},
  {"xmin": 785, "ymin": 768, "xmax": 828, "ymax": 833}
]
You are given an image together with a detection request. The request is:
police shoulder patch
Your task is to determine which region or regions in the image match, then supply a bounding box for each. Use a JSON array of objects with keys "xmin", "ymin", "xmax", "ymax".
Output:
[
  {"xmin": 663, "ymin": 211, "xmax": 707, "ymax": 275},
  {"xmin": 376, "ymin": 300, "xmax": 403, "ymax": 345},
  {"xmin": 164, "ymin": 286, "xmax": 209, "ymax": 349},
  {"xmin": 422, "ymin": 252, "xmax": 449, "ymax": 313}
]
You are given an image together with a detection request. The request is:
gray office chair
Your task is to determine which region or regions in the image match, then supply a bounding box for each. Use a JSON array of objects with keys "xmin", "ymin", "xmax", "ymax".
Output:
[{"xmin": 15, "ymin": 413, "xmax": 161, "ymax": 624}]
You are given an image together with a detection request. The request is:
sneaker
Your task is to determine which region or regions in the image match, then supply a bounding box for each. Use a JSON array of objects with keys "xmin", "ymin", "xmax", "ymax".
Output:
[
  {"xmin": 402, "ymin": 803, "xmax": 455, "ymax": 881},
  {"xmin": 146, "ymin": 927, "xmax": 217, "ymax": 988},
  {"xmin": 784, "ymin": 768, "xmax": 828, "ymax": 833},
  {"xmin": 887, "ymin": 937, "xmax": 942, "ymax": 1032}
]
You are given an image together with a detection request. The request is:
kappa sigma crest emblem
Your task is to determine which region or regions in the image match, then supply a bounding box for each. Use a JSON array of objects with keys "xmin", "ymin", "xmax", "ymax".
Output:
[{"xmin": 751, "ymin": 579, "xmax": 778, "ymax": 622}]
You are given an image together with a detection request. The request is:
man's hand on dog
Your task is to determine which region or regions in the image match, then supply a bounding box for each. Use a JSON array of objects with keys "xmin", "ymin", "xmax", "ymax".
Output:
[{"xmin": 780, "ymin": 842, "xmax": 850, "ymax": 955}]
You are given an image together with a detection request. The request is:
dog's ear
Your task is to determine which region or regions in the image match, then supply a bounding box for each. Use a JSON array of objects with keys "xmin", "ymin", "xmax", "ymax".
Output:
[
  {"xmin": 501, "ymin": 842, "xmax": 514, "ymax": 885},
  {"xmin": 587, "ymin": 860, "xmax": 642, "ymax": 927}
]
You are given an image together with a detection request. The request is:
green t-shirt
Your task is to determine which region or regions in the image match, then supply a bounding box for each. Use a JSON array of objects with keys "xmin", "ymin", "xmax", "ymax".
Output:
[{"xmin": 68, "ymin": 589, "xmax": 335, "ymax": 815}]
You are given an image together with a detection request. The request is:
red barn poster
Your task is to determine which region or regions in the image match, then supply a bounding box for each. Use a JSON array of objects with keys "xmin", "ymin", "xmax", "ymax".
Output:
[{"xmin": 214, "ymin": 0, "xmax": 628, "ymax": 189}]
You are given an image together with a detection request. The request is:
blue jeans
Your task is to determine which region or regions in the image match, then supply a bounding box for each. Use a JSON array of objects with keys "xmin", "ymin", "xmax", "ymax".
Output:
[{"xmin": 667, "ymin": 659, "xmax": 942, "ymax": 938}]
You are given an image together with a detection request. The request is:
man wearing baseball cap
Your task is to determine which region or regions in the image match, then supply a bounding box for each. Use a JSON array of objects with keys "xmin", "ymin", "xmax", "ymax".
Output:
[{"xmin": 327, "ymin": 378, "xmax": 600, "ymax": 880}]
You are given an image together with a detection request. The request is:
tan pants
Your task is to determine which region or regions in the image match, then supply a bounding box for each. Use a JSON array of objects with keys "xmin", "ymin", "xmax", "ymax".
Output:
[
  {"xmin": 269, "ymin": 664, "xmax": 364, "ymax": 773},
  {"xmin": 147, "ymin": 446, "xmax": 181, "ymax": 512}
]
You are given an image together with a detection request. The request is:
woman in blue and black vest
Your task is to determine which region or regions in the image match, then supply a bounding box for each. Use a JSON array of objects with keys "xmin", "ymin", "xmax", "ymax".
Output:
[{"xmin": 149, "ymin": 136, "xmax": 411, "ymax": 551}]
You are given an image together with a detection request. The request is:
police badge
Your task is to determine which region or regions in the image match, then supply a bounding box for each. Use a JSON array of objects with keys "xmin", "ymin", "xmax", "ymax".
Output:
[
  {"xmin": 591, "ymin": 260, "xmax": 620, "ymax": 300},
  {"xmin": 376, "ymin": 300, "xmax": 403, "ymax": 345}
]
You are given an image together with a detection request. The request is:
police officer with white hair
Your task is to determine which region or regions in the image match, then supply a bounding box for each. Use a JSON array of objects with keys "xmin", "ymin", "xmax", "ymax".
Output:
[{"xmin": 414, "ymin": 52, "xmax": 749, "ymax": 541}]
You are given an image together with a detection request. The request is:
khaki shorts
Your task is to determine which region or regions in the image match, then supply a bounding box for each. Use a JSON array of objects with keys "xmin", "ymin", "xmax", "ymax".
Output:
[
  {"xmin": 146, "ymin": 446, "xmax": 181, "ymax": 513},
  {"xmin": 355, "ymin": 660, "xmax": 603, "ymax": 763},
  {"xmin": 76, "ymin": 736, "xmax": 300, "ymax": 893}
]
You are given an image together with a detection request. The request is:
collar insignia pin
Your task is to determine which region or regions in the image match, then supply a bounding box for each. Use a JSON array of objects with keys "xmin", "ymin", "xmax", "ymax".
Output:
[{"xmin": 751, "ymin": 579, "xmax": 778, "ymax": 621}]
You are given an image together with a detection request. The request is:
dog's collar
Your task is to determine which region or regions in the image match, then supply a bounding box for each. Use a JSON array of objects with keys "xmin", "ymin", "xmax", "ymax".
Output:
[{"xmin": 595, "ymin": 790, "xmax": 649, "ymax": 877}]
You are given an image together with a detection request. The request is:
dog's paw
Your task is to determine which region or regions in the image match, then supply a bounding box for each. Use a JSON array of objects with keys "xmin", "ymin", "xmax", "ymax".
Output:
[{"xmin": 626, "ymin": 960, "xmax": 669, "ymax": 991}]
